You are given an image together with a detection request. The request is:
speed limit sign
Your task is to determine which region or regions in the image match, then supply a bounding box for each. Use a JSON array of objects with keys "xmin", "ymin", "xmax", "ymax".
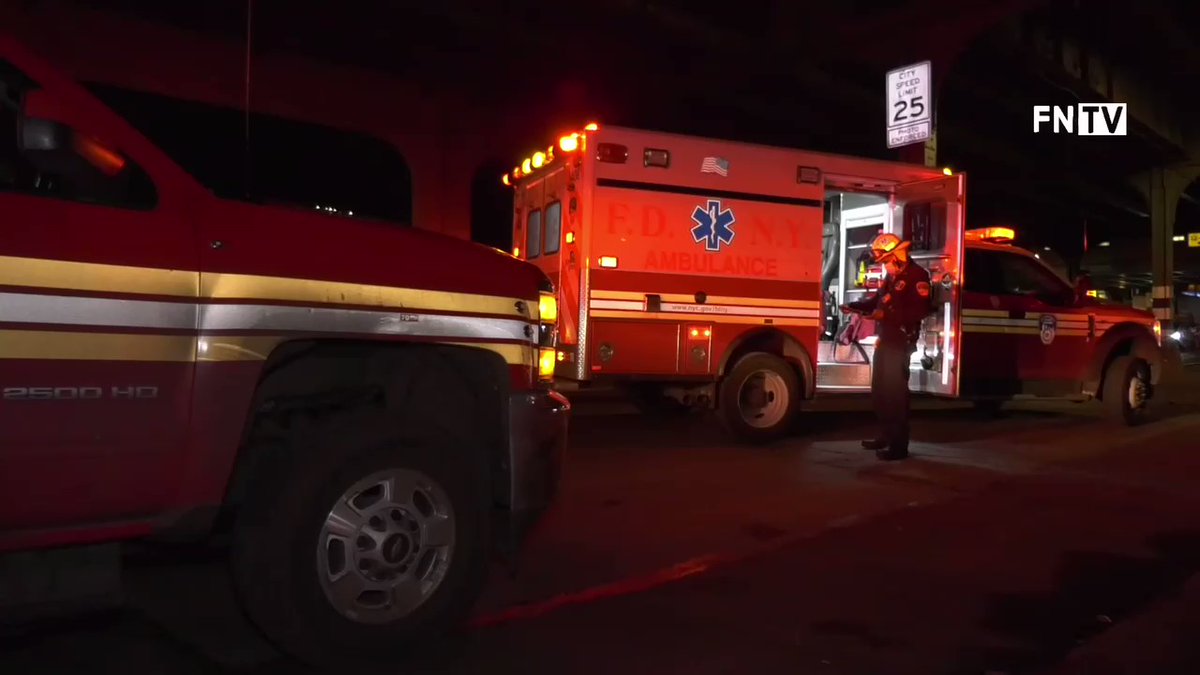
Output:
[{"xmin": 886, "ymin": 61, "xmax": 932, "ymax": 148}]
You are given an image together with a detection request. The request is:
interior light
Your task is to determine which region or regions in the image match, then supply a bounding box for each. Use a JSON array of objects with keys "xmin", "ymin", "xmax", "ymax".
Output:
[
  {"xmin": 1173, "ymin": 235, "xmax": 1186, "ymax": 242},
  {"xmin": 598, "ymin": 256, "xmax": 618, "ymax": 268},
  {"xmin": 557, "ymin": 350, "xmax": 566, "ymax": 362},
  {"xmin": 1099, "ymin": 241, "xmax": 1111, "ymax": 247},
  {"xmin": 704, "ymin": 329, "xmax": 711, "ymax": 337},
  {"xmin": 532, "ymin": 151, "xmax": 546, "ymax": 169},
  {"xmin": 691, "ymin": 328, "xmax": 699, "ymax": 337},
  {"xmin": 565, "ymin": 231, "xmax": 575, "ymax": 244},
  {"xmin": 559, "ymin": 133, "xmax": 580, "ymax": 152}
]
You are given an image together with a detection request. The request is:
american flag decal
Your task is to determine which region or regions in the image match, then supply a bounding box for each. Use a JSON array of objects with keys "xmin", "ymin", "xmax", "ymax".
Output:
[{"xmin": 700, "ymin": 156, "xmax": 729, "ymax": 177}]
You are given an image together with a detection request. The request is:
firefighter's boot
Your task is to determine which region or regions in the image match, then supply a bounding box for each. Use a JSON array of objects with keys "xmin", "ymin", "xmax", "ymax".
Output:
[{"xmin": 875, "ymin": 446, "xmax": 909, "ymax": 461}]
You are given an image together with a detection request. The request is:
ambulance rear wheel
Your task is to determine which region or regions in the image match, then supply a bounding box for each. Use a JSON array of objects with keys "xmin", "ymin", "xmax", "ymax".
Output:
[
  {"xmin": 1102, "ymin": 355, "xmax": 1152, "ymax": 426},
  {"xmin": 718, "ymin": 352, "xmax": 800, "ymax": 444}
]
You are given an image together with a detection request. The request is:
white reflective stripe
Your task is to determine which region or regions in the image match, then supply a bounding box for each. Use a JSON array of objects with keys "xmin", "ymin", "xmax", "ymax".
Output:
[
  {"xmin": 961, "ymin": 317, "xmax": 1037, "ymax": 326},
  {"xmin": 0, "ymin": 292, "xmax": 531, "ymax": 342},
  {"xmin": 658, "ymin": 302, "xmax": 820, "ymax": 318},
  {"xmin": 0, "ymin": 292, "xmax": 197, "ymax": 330},
  {"xmin": 942, "ymin": 301, "xmax": 950, "ymax": 386},
  {"xmin": 589, "ymin": 299, "xmax": 645, "ymax": 311},
  {"xmin": 200, "ymin": 304, "xmax": 530, "ymax": 341}
]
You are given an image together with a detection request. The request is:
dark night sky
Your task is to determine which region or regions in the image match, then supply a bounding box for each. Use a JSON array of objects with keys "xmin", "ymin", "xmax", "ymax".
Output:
[{"xmin": 29, "ymin": 0, "xmax": 1200, "ymax": 284}]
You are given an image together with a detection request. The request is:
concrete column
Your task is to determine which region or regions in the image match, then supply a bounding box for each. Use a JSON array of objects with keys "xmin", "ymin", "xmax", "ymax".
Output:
[
  {"xmin": 1136, "ymin": 164, "xmax": 1199, "ymax": 324},
  {"xmin": 1147, "ymin": 167, "xmax": 1176, "ymax": 322}
]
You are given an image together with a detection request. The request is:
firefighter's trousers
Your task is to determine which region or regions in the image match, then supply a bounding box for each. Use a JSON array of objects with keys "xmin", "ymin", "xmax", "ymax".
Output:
[{"xmin": 870, "ymin": 336, "xmax": 912, "ymax": 450}]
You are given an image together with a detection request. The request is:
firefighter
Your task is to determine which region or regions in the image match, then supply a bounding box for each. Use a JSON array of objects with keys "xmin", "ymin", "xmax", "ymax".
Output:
[{"xmin": 840, "ymin": 233, "xmax": 933, "ymax": 460}]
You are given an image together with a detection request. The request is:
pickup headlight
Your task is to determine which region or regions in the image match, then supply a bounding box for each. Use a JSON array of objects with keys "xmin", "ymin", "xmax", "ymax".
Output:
[
  {"xmin": 539, "ymin": 292, "xmax": 557, "ymax": 324},
  {"xmin": 537, "ymin": 292, "xmax": 558, "ymax": 381}
]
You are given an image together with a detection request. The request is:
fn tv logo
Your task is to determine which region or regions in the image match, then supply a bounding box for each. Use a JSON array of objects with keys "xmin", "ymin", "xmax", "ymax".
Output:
[{"xmin": 1033, "ymin": 103, "xmax": 1127, "ymax": 136}]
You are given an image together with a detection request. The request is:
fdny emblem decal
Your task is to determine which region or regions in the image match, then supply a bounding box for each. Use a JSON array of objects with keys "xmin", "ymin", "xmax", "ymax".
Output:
[
  {"xmin": 1039, "ymin": 314, "xmax": 1057, "ymax": 345},
  {"xmin": 690, "ymin": 199, "xmax": 736, "ymax": 252},
  {"xmin": 916, "ymin": 281, "xmax": 931, "ymax": 298},
  {"xmin": 895, "ymin": 279, "xmax": 907, "ymax": 292}
]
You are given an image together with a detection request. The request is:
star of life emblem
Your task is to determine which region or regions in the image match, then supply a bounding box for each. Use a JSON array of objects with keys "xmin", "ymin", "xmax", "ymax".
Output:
[{"xmin": 690, "ymin": 199, "xmax": 736, "ymax": 252}]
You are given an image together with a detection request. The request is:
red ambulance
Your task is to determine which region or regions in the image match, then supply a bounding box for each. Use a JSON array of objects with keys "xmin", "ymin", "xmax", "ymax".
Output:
[{"xmin": 508, "ymin": 124, "xmax": 1163, "ymax": 442}]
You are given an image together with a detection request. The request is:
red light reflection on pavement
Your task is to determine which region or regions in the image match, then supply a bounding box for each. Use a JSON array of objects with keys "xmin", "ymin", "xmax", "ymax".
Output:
[{"xmin": 468, "ymin": 554, "xmax": 722, "ymax": 629}]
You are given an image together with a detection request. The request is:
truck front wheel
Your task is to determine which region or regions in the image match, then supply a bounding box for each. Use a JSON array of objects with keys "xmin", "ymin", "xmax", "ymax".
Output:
[
  {"xmin": 717, "ymin": 352, "xmax": 801, "ymax": 444},
  {"xmin": 230, "ymin": 408, "xmax": 488, "ymax": 667},
  {"xmin": 1102, "ymin": 355, "xmax": 1152, "ymax": 426}
]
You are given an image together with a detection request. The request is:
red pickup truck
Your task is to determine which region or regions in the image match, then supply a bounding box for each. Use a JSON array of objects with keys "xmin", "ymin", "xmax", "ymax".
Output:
[{"xmin": 0, "ymin": 34, "xmax": 568, "ymax": 666}]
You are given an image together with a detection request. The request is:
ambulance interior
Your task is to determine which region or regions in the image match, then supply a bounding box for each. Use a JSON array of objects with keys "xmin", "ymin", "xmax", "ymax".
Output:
[{"xmin": 817, "ymin": 189, "xmax": 946, "ymax": 392}]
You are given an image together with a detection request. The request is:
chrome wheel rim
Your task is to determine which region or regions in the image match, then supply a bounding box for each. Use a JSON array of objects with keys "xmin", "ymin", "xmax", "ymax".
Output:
[
  {"xmin": 1127, "ymin": 366, "xmax": 1149, "ymax": 411},
  {"xmin": 316, "ymin": 468, "xmax": 455, "ymax": 624},
  {"xmin": 737, "ymin": 369, "xmax": 788, "ymax": 429}
]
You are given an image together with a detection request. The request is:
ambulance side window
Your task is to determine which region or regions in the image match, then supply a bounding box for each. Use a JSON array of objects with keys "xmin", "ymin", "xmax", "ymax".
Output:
[
  {"xmin": 526, "ymin": 208, "xmax": 542, "ymax": 258},
  {"xmin": 544, "ymin": 201, "xmax": 562, "ymax": 255}
]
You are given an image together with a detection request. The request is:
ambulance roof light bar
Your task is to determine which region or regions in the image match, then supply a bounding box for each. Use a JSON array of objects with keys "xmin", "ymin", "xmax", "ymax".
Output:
[
  {"xmin": 965, "ymin": 227, "xmax": 1015, "ymax": 244},
  {"xmin": 506, "ymin": 121, "xmax": 599, "ymax": 186}
]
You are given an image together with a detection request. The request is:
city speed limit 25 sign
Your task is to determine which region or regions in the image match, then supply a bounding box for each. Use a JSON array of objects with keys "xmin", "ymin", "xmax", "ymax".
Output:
[{"xmin": 886, "ymin": 61, "xmax": 932, "ymax": 148}]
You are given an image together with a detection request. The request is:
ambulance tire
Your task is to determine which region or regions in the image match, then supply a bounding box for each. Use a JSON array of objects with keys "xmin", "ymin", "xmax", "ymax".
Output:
[
  {"xmin": 1102, "ymin": 355, "xmax": 1152, "ymax": 426},
  {"xmin": 718, "ymin": 352, "xmax": 801, "ymax": 445},
  {"xmin": 230, "ymin": 405, "xmax": 489, "ymax": 669}
]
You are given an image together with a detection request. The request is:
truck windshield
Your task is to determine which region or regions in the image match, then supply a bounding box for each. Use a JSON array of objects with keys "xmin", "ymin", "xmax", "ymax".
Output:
[{"xmin": 82, "ymin": 83, "xmax": 412, "ymax": 225}]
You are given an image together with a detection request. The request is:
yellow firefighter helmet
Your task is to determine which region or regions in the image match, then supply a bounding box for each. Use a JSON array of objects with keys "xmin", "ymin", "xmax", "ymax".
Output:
[{"xmin": 869, "ymin": 232, "xmax": 911, "ymax": 263}]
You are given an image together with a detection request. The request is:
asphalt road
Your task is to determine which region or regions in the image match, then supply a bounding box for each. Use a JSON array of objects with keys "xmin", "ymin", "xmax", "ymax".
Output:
[{"xmin": 4, "ymin": 371, "xmax": 1200, "ymax": 675}]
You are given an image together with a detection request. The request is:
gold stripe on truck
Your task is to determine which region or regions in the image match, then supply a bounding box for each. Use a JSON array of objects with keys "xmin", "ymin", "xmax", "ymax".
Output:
[
  {"xmin": 0, "ymin": 330, "xmax": 533, "ymax": 365},
  {"xmin": 0, "ymin": 255, "xmax": 529, "ymax": 317}
]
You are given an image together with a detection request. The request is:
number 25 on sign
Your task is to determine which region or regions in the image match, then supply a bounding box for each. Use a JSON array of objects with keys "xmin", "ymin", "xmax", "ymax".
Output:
[{"xmin": 886, "ymin": 61, "xmax": 932, "ymax": 149}]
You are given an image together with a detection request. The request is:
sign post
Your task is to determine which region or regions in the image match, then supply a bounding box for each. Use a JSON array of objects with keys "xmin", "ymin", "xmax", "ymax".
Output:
[
  {"xmin": 887, "ymin": 61, "xmax": 933, "ymax": 149},
  {"xmin": 1189, "ymin": 232, "xmax": 1200, "ymax": 248}
]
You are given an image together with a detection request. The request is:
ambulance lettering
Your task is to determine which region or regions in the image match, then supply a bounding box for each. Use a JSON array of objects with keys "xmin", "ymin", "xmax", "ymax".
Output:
[{"xmin": 643, "ymin": 251, "xmax": 780, "ymax": 277}]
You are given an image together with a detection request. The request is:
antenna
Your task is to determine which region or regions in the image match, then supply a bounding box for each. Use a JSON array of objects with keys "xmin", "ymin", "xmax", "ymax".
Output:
[{"xmin": 243, "ymin": 0, "xmax": 254, "ymax": 198}]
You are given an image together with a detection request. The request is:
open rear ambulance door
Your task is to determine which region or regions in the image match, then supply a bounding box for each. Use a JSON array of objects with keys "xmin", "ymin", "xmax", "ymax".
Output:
[{"xmin": 894, "ymin": 173, "xmax": 965, "ymax": 398}]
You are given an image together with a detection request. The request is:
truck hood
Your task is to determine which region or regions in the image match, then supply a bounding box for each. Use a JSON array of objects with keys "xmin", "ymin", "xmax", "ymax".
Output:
[{"xmin": 199, "ymin": 200, "xmax": 548, "ymax": 302}]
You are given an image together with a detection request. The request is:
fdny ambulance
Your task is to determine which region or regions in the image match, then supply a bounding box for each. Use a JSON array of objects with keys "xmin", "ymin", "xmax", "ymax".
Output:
[{"xmin": 508, "ymin": 124, "xmax": 1163, "ymax": 442}]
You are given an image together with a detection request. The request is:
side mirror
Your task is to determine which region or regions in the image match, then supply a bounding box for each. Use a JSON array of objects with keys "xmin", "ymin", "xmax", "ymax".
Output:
[{"xmin": 18, "ymin": 89, "xmax": 127, "ymax": 177}]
